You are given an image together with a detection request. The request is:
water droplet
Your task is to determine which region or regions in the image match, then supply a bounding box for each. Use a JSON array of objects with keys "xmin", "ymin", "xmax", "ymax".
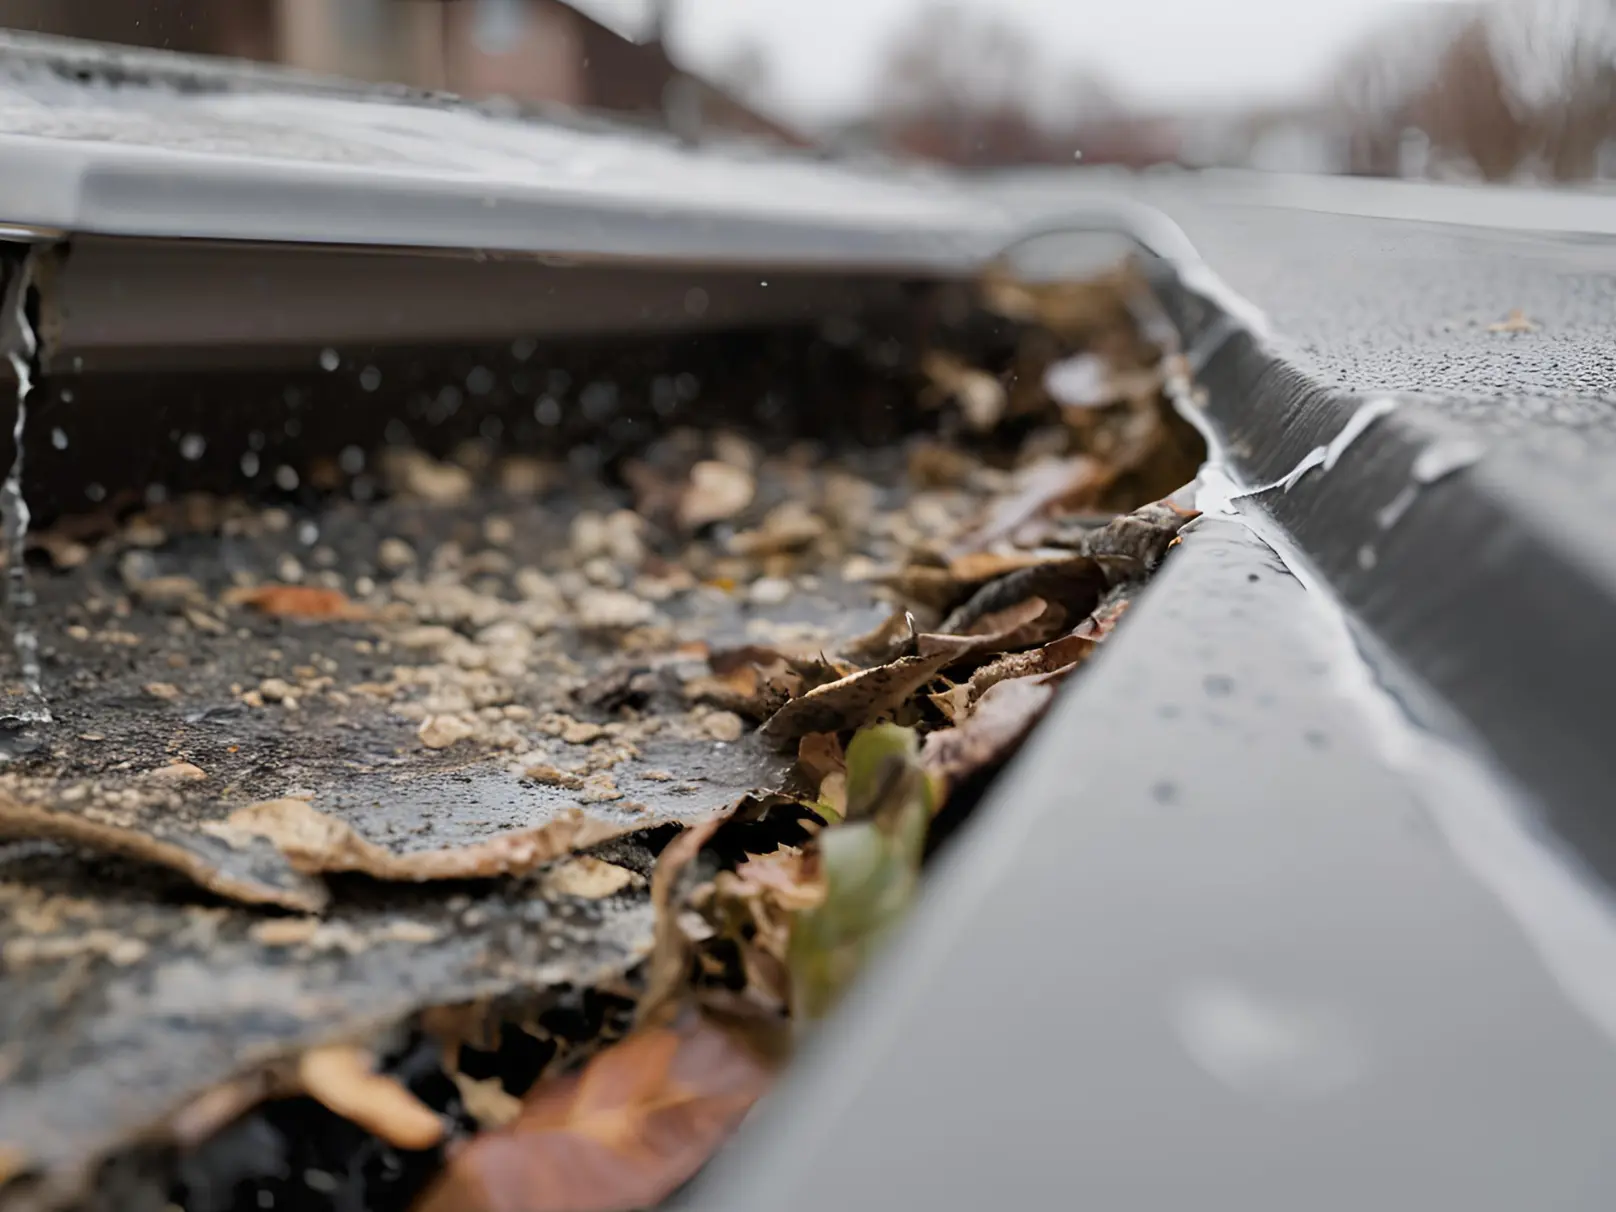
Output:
[
  {"xmin": 318, "ymin": 348, "xmax": 340, "ymax": 372},
  {"xmin": 145, "ymin": 483, "xmax": 167, "ymax": 504},
  {"xmin": 248, "ymin": 430, "xmax": 266, "ymax": 451},
  {"xmin": 297, "ymin": 520, "xmax": 319, "ymax": 547},
  {"xmin": 359, "ymin": 365, "xmax": 382, "ymax": 393},
  {"xmin": 534, "ymin": 396, "xmax": 561, "ymax": 427},
  {"xmin": 465, "ymin": 366, "xmax": 495, "ymax": 397},
  {"xmin": 1357, "ymin": 544, "xmax": 1377, "ymax": 570},
  {"xmin": 1204, "ymin": 674, "xmax": 1235, "ymax": 698},
  {"xmin": 49, "ymin": 427, "xmax": 66, "ymax": 450},
  {"xmin": 274, "ymin": 466, "xmax": 299, "ymax": 491},
  {"xmin": 683, "ymin": 287, "xmax": 709, "ymax": 317},
  {"xmin": 480, "ymin": 414, "xmax": 504, "ymax": 441},
  {"xmin": 674, "ymin": 372, "xmax": 699, "ymax": 401},
  {"xmin": 179, "ymin": 433, "xmax": 206, "ymax": 461},
  {"xmin": 85, "ymin": 482, "xmax": 106, "ymax": 502},
  {"xmin": 759, "ymin": 280, "xmax": 768, "ymax": 287},
  {"xmin": 284, "ymin": 417, "xmax": 302, "ymax": 438},
  {"xmin": 240, "ymin": 451, "xmax": 261, "ymax": 477},
  {"xmin": 580, "ymin": 381, "xmax": 618, "ymax": 422},
  {"xmin": 58, "ymin": 388, "xmax": 73, "ymax": 404},
  {"xmin": 338, "ymin": 445, "xmax": 365, "ymax": 475},
  {"xmin": 511, "ymin": 337, "xmax": 537, "ymax": 362}
]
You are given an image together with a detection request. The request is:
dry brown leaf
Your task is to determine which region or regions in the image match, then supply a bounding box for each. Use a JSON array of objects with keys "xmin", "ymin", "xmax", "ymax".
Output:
[
  {"xmin": 795, "ymin": 733, "xmax": 846, "ymax": 793},
  {"xmin": 944, "ymin": 551, "xmax": 1058, "ymax": 582},
  {"xmin": 948, "ymin": 456, "xmax": 1113, "ymax": 556},
  {"xmin": 638, "ymin": 818, "xmax": 726, "ymax": 1029},
  {"xmin": 677, "ymin": 461, "xmax": 755, "ymax": 531},
  {"xmin": 916, "ymin": 596, "xmax": 1066, "ymax": 663},
  {"xmin": 839, "ymin": 608, "xmax": 917, "ymax": 666},
  {"xmin": 758, "ymin": 651, "xmax": 957, "ymax": 747},
  {"xmin": 1075, "ymin": 500, "xmax": 1199, "ymax": 579},
  {"xmin": 922, "ymin": 673, "xmax": 1070, "ymax": 787},
  {"xmin": 931, "ymin": 631, "xmax": 1098, "ymax": 722},
  {"xmin": 299, "ymin": 1045, "xmax": 444, "ymax": 1152},
  {"xmin": 416, "ymin": 1017, "xmax": 772, "ymax": 1212},
  {"xmin": 684, "ymin": 662, "xmax": 796, "ymax": 722},
  {"xmin": 939, "ymin": 555, "xmax": 1109, "ymax": 636},
  {"xmin": 218, "ymin": 799, "xmax": 627, "ymax": 882},
  {"xmin": 224, "ymin": 584, "xmax": 372, "ymax": 621}
]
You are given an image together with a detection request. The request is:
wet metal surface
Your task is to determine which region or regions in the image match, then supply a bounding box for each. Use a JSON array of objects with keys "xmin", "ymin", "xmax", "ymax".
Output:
[{"xmin": 694, "ymin": 520, "xmax": 1616, "ymax": 1212}]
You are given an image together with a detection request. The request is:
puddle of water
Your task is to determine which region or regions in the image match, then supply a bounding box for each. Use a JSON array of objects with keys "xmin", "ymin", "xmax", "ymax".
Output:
[{"xmin": 0, "ymin": 249, "xmax": 47, "ymax": 737}]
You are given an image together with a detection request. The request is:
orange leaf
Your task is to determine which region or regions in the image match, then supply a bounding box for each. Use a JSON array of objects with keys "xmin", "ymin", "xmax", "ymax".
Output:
[
  {"xmin": 416, "ymin": 1018, "xmax": 772, "ymax": 1212},
  {"xmin": 227, "ymin": 584, "xmax": 371, "ymax": 621}
]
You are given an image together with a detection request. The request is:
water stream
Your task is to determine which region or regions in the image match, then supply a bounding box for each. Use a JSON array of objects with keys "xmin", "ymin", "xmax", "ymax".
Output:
[{"xmin": 1, "ymin": 250, "xmax": 49, "ymax": 740}]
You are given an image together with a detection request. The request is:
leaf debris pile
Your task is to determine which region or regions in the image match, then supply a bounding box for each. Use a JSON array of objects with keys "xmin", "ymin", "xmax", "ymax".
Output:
[{"xmin": 0, "ymin": 265, "xmax": 1199, "ymax": 1212}]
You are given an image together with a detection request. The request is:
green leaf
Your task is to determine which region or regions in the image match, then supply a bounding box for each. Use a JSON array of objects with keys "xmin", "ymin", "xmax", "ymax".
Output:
[{"xmin": 788, "ymin": 725, "xmax": 932, "ymax": 1021}]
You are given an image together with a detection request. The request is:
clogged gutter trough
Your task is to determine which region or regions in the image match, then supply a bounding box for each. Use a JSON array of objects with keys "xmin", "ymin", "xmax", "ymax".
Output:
[
  {"xmin": 5, "ymin": 30, "xmax": 1616, "ymax": 1212},
  {"xmin": 0, "ymin": 36, "xmax": 1216, "ymax": 1210}
]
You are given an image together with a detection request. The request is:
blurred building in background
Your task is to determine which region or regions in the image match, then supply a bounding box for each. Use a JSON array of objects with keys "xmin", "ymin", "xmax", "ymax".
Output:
[
  {"xmin": 2, "ymin": 0, "xmax": 1612, "ymax": 179},
  {"xmin": 0, "ymin": 0, "xmax": 805, "ymax": 145}
]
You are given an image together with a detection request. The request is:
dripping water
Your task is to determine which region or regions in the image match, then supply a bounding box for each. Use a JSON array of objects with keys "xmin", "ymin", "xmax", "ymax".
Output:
[{"xmin": 0, "ymin": 249, "xmax": 49, "ymax": 750}]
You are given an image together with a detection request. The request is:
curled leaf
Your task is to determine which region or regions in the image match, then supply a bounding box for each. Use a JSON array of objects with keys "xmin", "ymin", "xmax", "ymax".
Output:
[
  {"xmin": 939, "ymin": 555, "xmax": 1108, "ymax": 636},
  {"xmin": 922, "ymin": 672, "xmax": 1071, "ymax": 788},
  {"xmin": 637, "ymin": 818, "xmax": 726, "ymax": 1029},
  {"xmin": 416, "ymin": 1018, "xmax": 773, "ymax": 1212},
  {"xmin": 931, "ymin": 631, "xmax": 1096, "ymax": 722},
  {"xmin": 214, "ymin": 798, "xmax": 627, "ymax": 882},
  {"xmin": 758, "ymin": 652, "xmax": 956, "ymax": 747}
]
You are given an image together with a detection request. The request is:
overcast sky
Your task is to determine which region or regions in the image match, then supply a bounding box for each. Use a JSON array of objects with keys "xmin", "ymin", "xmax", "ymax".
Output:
[{"xmin": 653, "ymin": 0, "xmax": 1462, "ymax": 121}]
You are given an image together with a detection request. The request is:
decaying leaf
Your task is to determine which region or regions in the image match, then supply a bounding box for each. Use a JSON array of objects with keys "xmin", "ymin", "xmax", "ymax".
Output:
[
  {"xmin": 416, "ymin": 1017, "xmax": 773, "ymax": 1212},
  {"xmin": 0, "ymin": 794, "xmax": 328, "ymax": 912},
  {"xmin": 840, "ymin": 608, "xmax": 918, "ymax": 666},
  {"xmin": 931, "ymin": 631, "xmax": 1097, "ymax": 722},
  {"xmin": 795, "ymin": 732, "xmax": 845, "ymax": 787},
  {"xmin": 758, "ymin": 651, "xmax": 956, "ymax": 747},
  {"xmin": 916, "ymin": 596, "xmax": 1067, "ymax": 662},
  {"xmin": 223, "ymin": 584, "xmax": 372, "ymax": 621},
  {"xmin": 214, "ymin": 799, "xmax": 629, "ymax": 883},
  {"xmin": 938, "ymin": 555, "xmax": 1108, "ymax": 636},
  {"xmin": 923, "ymin": 672, "xmax": 1071, "ymax": 788},
  {"xmin": 638, "ymin": 818, "xmax": 726, "ymax": 1029},
  {"xmin": 788, "ymin": 726, "xmax": 934, "ymax": 1021},
  {"xmin": 947, "ymin": 455, "xmax": 1112, "ymax": 556},
  {"xmin": 298, "ymin": 1045, "xmax": 445, "ymax": 1152},
  {"xmin": 1074, "ymin": 499, "xmax": 1199, "ymax": 578}
]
